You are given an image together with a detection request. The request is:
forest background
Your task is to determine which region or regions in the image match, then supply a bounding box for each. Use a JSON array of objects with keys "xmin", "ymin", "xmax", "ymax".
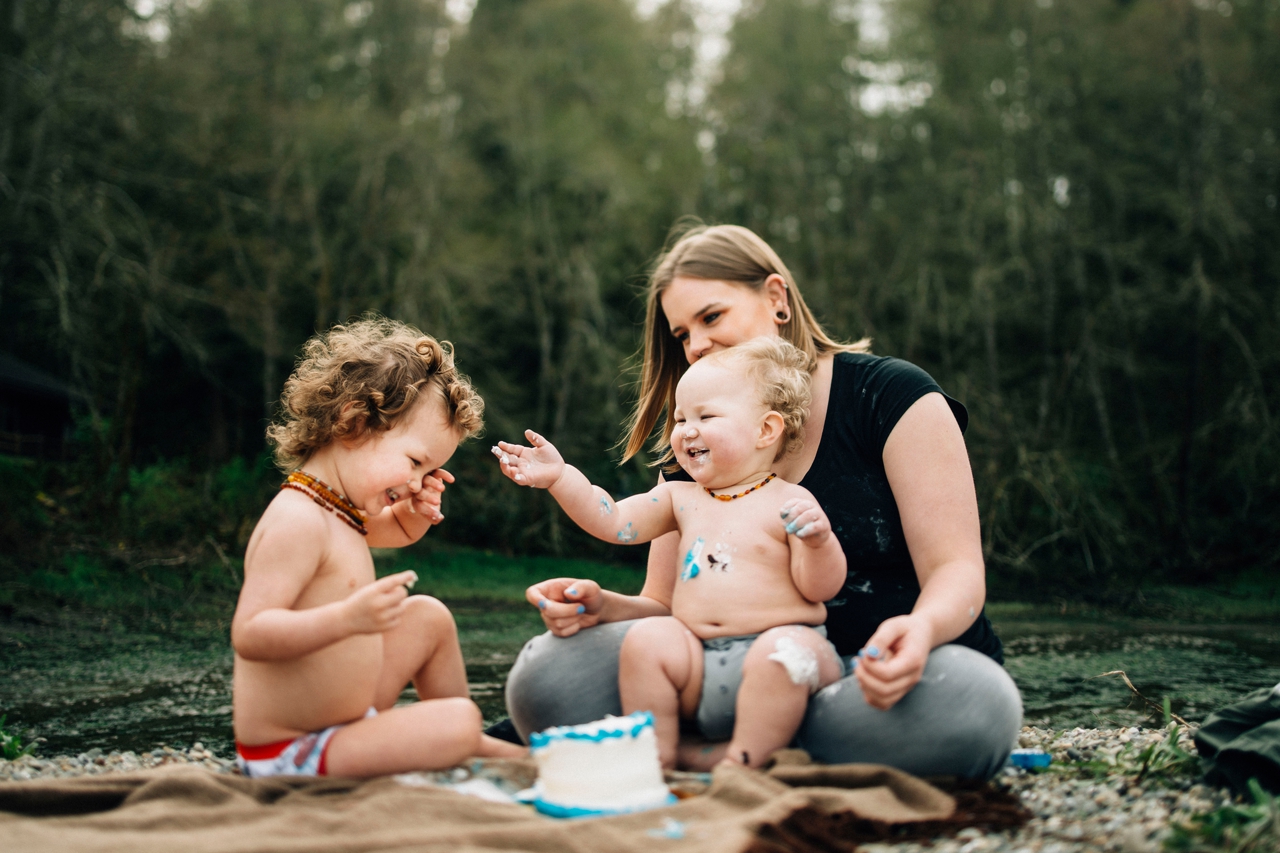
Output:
[{"xmin": 1, "ymin": 0, "xmax": 1277, "ymax": 618}]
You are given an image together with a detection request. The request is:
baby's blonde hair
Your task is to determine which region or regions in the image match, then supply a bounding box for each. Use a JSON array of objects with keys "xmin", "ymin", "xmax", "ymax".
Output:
[
  {"xmin": 267, "ymin": 316, "xmax": 484, "ymax": 470},
  {"xmin": 697, "ymin": 338, "xmax": 813, "ymax": 461}
]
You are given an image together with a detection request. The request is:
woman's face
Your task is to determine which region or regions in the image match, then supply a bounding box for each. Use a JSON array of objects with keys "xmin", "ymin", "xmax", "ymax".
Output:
[{"xmin": 660, "ymin": 275, "xmax": 789, "ymax": 364}]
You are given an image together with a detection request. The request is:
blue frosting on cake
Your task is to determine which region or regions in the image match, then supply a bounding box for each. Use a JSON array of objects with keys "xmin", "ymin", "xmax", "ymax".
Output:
[{"xmin": 528, "ymin": 711, "xmax": 656, "ymax": 750}]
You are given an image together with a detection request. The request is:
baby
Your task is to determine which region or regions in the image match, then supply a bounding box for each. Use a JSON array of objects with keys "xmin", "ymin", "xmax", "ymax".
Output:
[
  {"xmin": 232, "ymin": 316, "xmax": 523, "ymax": 778},
  {"xmin": 494, "ymin": 337, "xmax": 846, "ymax": 769}
]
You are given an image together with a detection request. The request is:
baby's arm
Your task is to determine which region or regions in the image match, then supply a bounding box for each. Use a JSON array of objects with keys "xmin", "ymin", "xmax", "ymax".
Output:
[
  {"xmin": 493, "ymin": 429, "xmax": 677, "ymax": 546},
  {"xmin": 231, "ymin": 501, "xmax": 419, "ymax": 661},
  {"xmin": 779, "ymin": 493, "xmax": 847, "ymax": 603}
]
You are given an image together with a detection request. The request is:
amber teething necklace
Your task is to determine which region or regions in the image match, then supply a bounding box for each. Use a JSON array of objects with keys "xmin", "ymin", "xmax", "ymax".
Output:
[
  {"xmin": 282, "ymin": 471, "xmax": 368, "ymax": 535},
  {"xmin": 704, "ymin": 473, "xmax": 777, "ymax": 501}
]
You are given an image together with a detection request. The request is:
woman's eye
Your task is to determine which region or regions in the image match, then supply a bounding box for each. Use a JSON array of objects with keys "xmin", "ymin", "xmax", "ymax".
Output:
[
  {"xmin": 410, "ymin": 458, "xmax": 422, "ymax": 467},
  {"xmin": 703, "ymin": 312, "xmax": 721, "ymax": 325},
  {"xmin": 673, "ymin": 330, "xmax": 688, "ymax": 343}
]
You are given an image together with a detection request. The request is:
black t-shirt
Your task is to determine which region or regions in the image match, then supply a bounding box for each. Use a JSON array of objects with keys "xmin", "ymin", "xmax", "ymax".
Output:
[{"xmin": 668, "ymin": 352, "xmax": 1004, "ymax": 663}]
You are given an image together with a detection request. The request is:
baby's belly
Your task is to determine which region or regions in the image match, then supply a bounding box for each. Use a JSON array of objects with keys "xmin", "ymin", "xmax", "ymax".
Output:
[
  {"xmin": 672, "ymin": 585, "xmax": 826, "ymax": 639},
  {"xmin": 233, "ymin": 633, "xmax": 383, "ymax": 743}
]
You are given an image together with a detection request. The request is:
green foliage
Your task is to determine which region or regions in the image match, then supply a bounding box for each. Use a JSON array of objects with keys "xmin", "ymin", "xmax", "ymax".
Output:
[
  {"xmin": 1, "ymin": 0, "xmax": 1277, "ymax": 594},
  {"xmin": 1065, "ymin": 721, "xmax": 1203, "ymax": 784},
  {"xmin": 0, "ymin": 714, "xmax": 38, "ymax": 760},
  {"xmin": 1167, "ymin": 779, "xmax": 1280, "ymax": 853}
]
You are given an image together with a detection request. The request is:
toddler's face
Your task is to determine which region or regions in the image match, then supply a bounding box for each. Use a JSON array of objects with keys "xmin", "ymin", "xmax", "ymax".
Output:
[
  {"xmin": 340, "ymin": 392, "xmax": 460, "ymax": 516},
  {"xmin": 672, "ymin": 360, "xmax": 771, "ymax": 487}
]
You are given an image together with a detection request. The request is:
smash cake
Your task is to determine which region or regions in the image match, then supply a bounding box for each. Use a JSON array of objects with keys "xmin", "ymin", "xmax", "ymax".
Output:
[{"xmin": 525, "ymin": 711, "xmax": 677, "ymax": 818}]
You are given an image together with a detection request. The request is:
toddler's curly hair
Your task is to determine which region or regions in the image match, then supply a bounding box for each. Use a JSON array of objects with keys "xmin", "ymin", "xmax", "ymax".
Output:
[
  {"xmin": 702, "ymin": 338, "xmax": 813, "ymax": 461},
  {"xmin": 267, "ymin": 316, "xmax": 484, "ymax": 470}
]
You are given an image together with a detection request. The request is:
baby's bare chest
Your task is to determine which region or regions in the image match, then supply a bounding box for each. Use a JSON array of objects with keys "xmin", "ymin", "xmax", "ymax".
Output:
[{"xmin": 673, "ymin": 496, "xmax": 789, "ymax": 578}]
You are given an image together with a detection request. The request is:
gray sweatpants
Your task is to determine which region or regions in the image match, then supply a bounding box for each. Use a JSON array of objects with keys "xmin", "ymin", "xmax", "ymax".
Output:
[{"xmin": 504, "ymin": 619, "xmax": 1023, "ymax": 781}]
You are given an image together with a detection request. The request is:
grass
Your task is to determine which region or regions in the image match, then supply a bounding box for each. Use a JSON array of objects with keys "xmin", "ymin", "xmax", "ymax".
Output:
[
  {"xmin": 1166, "ymin": 779, "xmax": 1280, "ymax": 853},
  {"xmin": 0, "ymin": 714, "xmax": 39, "ymax": 760}
]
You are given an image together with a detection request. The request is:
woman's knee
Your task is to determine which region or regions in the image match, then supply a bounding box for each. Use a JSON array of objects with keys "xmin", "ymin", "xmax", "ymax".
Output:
[
  {"xmin": 797, "ymin": 644, "xmax": 1022, "ymax": 779},
  {"xmin": 504, "ymin": 620, "xmax": 638, "ymax": 739}
]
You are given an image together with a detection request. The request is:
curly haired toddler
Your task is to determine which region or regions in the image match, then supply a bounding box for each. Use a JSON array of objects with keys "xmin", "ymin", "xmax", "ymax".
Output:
[{"xmin": 233, "ymin": 316, "xmax": 524, "ymax": 778}]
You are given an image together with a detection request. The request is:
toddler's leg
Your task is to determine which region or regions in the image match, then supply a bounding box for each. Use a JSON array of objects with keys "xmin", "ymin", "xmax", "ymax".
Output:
[
  {"xmin": 373, "ymin": 595, "xmax": 523, "ymax": 761},
  {"xmin": 618, "ymin": 616, "xmax": 703, "ymax": 769},
  {"xmin": 324, "ymin": 697, "xmax": 482, "ymax": 776},
  {"xmin": 375, "ymin": 595, "xmax": 469, "ymax": 705},
  {"xmin": 724, "ymin": 626, "xmax": 843, "ymax": 769}
]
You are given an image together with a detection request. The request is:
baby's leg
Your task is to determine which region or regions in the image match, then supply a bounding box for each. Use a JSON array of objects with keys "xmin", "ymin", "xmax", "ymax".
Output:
[
  {"xmin": 618, "ymin": 616, "xmax": 703, "ymax": 769},
  {"xmin": 724, "ymin": 626, "xmax": 843, "ymax": 769}
]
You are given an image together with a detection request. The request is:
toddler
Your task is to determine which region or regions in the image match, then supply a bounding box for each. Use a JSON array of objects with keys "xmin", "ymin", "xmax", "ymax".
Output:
[
  {"xmin": 232, "ymin": 316, "xmax": 524, "ymax": 778},
  {"xmin": 494, "ymin": 337, "xmax": 846, "ymax": 770}
]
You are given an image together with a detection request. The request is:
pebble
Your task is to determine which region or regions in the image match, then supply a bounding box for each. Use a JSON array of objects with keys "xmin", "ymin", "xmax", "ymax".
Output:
[{"xmin": 0, "ymin": 725, "xmax": 1235, "ymax": 850}]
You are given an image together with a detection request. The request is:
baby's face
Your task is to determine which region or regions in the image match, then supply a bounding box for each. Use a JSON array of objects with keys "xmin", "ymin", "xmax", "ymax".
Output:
[{"xmin": 672, "ymin": 360, "xmax": 770, "ymax": 487}]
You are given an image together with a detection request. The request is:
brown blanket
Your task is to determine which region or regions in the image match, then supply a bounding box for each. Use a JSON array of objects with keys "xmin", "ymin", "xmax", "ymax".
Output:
[{"xmin": 0, "ymin": 755, "xmax": 1026, "ymax": 853}]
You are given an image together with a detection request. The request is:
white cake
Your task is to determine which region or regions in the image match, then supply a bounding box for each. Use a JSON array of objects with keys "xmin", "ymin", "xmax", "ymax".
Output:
[{"xmin": 527, "ymin": 712, "xmax": 676, "ymax": 818}]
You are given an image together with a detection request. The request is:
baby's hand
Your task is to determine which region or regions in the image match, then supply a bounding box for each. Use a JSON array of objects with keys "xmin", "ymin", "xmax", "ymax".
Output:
[
  {"xmin": 779, "ymin": 498, "xmax": 832, "ymax": 547},
  {"xmin": 343, "ymin": 571, "xmax": 417, "ymax": 634},
  {"xmin": 492, "ymin": 430, "xmax": 565, "ymax": 490},
  {"xmin": 406, "ymin": 468, "xmax": 454, "ymax": 524}
]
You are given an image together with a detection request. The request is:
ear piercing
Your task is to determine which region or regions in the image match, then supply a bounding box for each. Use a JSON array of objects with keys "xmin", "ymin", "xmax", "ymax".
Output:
[{"xmin": 776, "ymin": 310, "xmax": 791, "ymax": 322}]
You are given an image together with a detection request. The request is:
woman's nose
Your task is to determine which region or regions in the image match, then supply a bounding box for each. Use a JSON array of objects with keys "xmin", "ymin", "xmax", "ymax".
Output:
[{"xmin": 687, "ymin": 331, "xmax": 712, "ymax": 362}]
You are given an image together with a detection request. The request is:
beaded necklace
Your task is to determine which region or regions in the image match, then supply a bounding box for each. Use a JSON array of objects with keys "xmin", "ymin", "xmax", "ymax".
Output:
[
  {"xmin": 281, "ymin": 471, "xmax": 368, "ymax": 535},
  {"xmin": 704, "ymin": 472, "xmax": 777, "ymax": 502}
]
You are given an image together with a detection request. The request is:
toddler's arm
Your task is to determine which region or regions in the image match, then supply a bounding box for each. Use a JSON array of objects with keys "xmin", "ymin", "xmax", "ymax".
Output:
[
  {"xmin": 779, "ymin": 495, "xmax": 847, "ymax": 603},
  {"xmin": 232, "ymin": 502, "xmax": 420, "ymax": 661},
  {"xmin": 493, "ymin": 429, "xmax": 677, "ymax": 546},
  {"xmin": 365, "ymin": 468, "xmax": 454, "ymax": 547}
]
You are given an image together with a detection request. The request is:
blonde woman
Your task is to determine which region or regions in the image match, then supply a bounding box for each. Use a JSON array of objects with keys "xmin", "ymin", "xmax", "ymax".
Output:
[{"xmin": 502, "ymin": 223, "xmax": 1021, "ymax": 778}]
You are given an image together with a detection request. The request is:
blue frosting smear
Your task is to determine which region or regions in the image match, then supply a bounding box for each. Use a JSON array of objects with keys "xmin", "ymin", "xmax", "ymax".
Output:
[{"xmin": 529, "ymin": 711, "xmax": 655, "ymax": 750}]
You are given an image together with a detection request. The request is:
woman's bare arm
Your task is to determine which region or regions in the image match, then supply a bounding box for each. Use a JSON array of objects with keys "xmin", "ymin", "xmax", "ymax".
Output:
[{"xmin": 854, "ymin": 392, "xmax": 986, "ymax": 709}]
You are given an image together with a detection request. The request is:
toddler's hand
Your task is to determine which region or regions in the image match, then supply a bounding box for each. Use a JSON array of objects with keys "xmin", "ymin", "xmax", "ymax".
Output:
[
  {"xmin": 343, "ymin": 570, "xmax": 417, "ymax": 634},
  {"xmin": 525, "ymin": 577, "xmax": 604, "ymax": 637},
  {"xmin": 779, "ymin": 498, "xmax": 832, "ymax": 547},
  {"xmin": 407, "ymin": 468, "xmax": 454, "ymax": 524},
  {"xmin": 492, "ymin": 430, "xmax": 565, "ymax": 490}
]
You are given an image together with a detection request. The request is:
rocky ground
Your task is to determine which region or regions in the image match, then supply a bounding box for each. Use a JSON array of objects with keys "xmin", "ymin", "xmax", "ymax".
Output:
[{"xmin": 0, "ymin": 726, "xmax": 1249, "ymax": 852}]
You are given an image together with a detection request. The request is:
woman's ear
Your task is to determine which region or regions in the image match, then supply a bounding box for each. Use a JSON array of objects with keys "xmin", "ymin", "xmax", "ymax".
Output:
[
  {"xmin": 763, "ymin": 274, "xmax": 790, "ymax": 324},
  {"xmin": 756, "ymin": 410, "xmax": 786, "ymax": 451}
]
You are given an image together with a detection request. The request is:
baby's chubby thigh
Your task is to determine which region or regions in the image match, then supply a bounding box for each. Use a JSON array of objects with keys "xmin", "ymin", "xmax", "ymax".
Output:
[
  {"xmin": 743, "ymin": 625, "xmax": 844, "ymax": 694},
  {"xmin": 619, "ymin": 616, "xmax": 705, "ymax": 718}
]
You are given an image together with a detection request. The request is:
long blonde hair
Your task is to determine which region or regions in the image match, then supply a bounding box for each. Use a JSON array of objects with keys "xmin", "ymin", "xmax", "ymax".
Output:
[{"xmin": 623, "ymin": 221, "xmax": 870, "ymax": 464}]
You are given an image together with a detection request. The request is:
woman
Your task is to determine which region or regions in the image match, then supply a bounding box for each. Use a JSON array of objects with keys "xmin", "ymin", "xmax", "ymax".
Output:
[{"xmin": 503, "ymin": 223, "xmax": 1021, "ymax": 779}]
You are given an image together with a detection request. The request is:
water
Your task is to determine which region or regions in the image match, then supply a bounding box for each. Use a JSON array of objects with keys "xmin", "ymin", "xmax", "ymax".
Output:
[{"xmin": 2, "ymin": 612, "xmax": 1277, "ymax": 759}]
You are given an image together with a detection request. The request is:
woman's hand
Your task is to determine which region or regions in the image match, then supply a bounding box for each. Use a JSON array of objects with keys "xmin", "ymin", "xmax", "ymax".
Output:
[
  {"xmin": 493, "ymin": 430, "xmax": 565, "ymax": 490},
  {"xmin": 853, "ymin": 613, "xmax": 935, "ymax": 710},
  {"xmin": 526, "ymin": 578, "xmax": 604, "ymax": 637},
  {"xmin": 406, "ymin": 468, "xmax": 453, "ymax": 523}
]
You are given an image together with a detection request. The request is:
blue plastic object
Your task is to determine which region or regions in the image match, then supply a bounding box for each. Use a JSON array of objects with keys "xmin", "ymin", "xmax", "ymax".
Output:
[{"xmin": 1008, "ymin": 748, "xmax": 1052, "ymax": 769}]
